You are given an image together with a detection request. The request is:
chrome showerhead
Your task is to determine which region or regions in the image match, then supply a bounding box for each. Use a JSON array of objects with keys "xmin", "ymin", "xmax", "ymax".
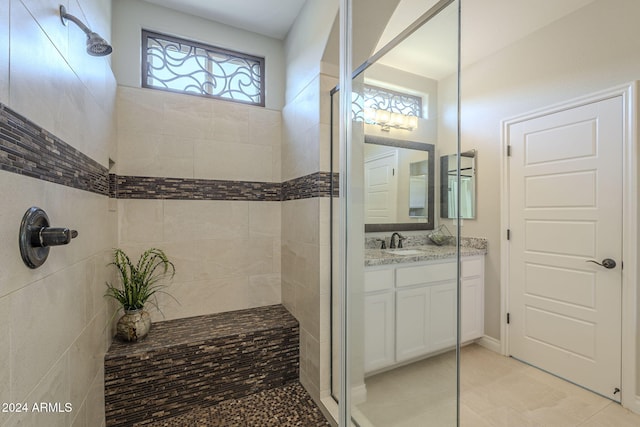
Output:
[
  {"xmin": 86, "ymin": 32, "xmax": 113, "ymax": 57},
  {"xmin": 60, "ymin": 5, "xmax": 113, "ymax": 57}
]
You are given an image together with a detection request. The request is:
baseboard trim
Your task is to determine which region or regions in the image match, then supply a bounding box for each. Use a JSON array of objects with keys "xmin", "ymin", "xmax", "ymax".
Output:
[
  {"xmin": 476, "ymin": 335, "xmax": 502, "ymax": 354},
  {"xmin": 351, "ymin": 383, "xmax": 367, "ymax": 405}
]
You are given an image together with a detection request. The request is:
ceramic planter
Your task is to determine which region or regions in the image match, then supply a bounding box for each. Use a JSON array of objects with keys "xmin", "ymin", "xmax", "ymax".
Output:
[{"xmin": 116, "ymin": 308, "xmax": 151, "ymax": 342}]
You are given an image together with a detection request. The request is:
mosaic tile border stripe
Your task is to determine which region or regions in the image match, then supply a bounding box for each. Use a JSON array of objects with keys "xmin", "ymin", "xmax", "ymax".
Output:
[
  {"xmin": 281, "ymin": 171, "xmax": 337, "ymax": 200},
  {"xmin": 112, "ymin": 174, "xmax": 283, "ymax": 201},
  {"xmin": 113, "ymin": 172, "xmax": 339, "ymax": 201},
  {"xmin": 0, "ymin": 102, "xmax": 338, "ymax": 201},
  {"xmin": 0, "ymin": 103, "xmax": 109, "ymax": 195}
]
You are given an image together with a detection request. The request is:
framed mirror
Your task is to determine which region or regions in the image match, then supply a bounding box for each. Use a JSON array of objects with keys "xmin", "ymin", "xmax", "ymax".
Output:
[
  {"xmin": 440, "ymin": 150, "xmax": 476, "ymax": 219},
  {"xmin": 364, "ymin": 135, "xmax": 435, "ymax": 232}
]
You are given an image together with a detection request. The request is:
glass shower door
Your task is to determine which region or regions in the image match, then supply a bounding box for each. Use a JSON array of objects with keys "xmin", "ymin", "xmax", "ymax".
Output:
[{"xmin": 334, "ymin": 0, "xmax": 461, "ymax": 425}]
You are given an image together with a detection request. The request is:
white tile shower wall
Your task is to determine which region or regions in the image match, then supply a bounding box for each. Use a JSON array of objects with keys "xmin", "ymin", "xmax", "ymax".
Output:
[
  {"xmin": 0, "ymin": 2, "xmax": 8, "ymax": 104},
  {"xmin": 281, "ymin": 198, "xmax": 322, "ymax": 399},
  {"xmin": 282, "ymin": 76, "xmax": 321, "ymax": 182},
  {"xmin": 0, "ymin": 0, "xmax": 116, "ymax": 426},
  {"xmin": 116, "ymin": 86, "xmax": 282, "ymax": 183},
  {"xmin": 10, "ymin": 0, "xmax": 115, "ymax": 168},
  {"xmin": 115, "ymin": 84, "xmax": 283, "ymax": 321},
  {"xmin": 0, "ymin": 174, "xmax": 115, "ymax": 427},
  {"xmin": 118, "ymin": 199, "xmax": 282, "ymax": 322}
]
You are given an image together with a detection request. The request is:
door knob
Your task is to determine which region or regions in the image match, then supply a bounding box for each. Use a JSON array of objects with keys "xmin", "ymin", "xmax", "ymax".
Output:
[{"xmin": 586, "ymin": 258, "xmax": 617, "ymax": 269}]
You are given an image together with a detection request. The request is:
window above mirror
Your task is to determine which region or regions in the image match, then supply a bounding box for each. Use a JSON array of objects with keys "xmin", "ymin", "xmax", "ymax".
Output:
[{"xmin": 352, "ymin": 85, "xmax": 424, "ymax": 131}]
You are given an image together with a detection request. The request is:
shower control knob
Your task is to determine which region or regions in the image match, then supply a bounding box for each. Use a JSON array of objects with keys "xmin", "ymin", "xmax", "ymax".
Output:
[
  {"xmin": 19, "ymin": 207, "xmax": 79, "ymax": 269},
  {"xmin": 33, "ymin": 227, "xmax": 78, "ymax": 247}
]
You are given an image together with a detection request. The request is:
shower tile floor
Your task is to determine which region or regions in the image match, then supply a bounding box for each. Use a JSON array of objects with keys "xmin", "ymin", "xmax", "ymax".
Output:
[
  {"xmin": 136, "ymin": 382, "xmax": 329, "ymax": 427},
  {"xmin": 357, "ymin": 344, "xmax": 640, "ymax": 426}
]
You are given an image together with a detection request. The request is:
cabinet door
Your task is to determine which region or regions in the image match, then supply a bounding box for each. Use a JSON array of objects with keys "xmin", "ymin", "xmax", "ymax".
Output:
[
  {"xmin": 430, "ymin": 282, "xmax": 457, "ymax": 351},
  {"xmin": 461, "ymin": 276, "xmax": 484, "ymax": 342},
  {"xmin": 364, "ymin": 292, "xmax": 395, "ymax": 372},
  {"xmin": 396, "ymin": 287, "xmax": 430, "ymax": 361}
]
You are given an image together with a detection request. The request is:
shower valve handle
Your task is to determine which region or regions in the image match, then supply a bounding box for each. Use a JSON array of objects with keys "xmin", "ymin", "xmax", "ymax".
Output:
[{"xmin": 31, "ymin": 227, "xmax": 78, "ymax": 247}]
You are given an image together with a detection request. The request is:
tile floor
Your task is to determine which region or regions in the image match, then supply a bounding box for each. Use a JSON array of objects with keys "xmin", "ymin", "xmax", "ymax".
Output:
[
  {"xmin": 139, "ymin": 382, "xmax": 330, "ymax": 427},
  {"xmin": 356, "ymin": 344, "xmax": 640, "ymax": 426}
]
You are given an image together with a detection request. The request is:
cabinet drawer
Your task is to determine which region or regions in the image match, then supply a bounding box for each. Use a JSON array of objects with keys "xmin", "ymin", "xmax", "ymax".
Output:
[
  {"xmin": 462, "ymin": 257, "xmax": 483, "ymax": 278},
  {"xmin": 365, "ymin": 268, "xmax": 394, "ymax": 292},
  {"xmin": 396, "ymin": 262, "xmax": 456, "ymax": 287}
]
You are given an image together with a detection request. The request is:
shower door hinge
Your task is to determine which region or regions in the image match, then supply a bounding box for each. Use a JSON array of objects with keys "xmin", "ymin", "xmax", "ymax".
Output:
[
  {"xmin": 507, "ymin": 145, "xmax": 512, "ymax": 156},
  {"xmin": 507, "ymin": 229, "xmax": 511, "ymax": 240},
  {"xmin": 507, "ymin": 313, "xmax": 510, "ymax": 324}
]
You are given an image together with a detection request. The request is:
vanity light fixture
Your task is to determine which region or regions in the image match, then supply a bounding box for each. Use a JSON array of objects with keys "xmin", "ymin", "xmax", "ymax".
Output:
[
  {"xmin": 364, "ymin": 107, "xmax": 418, "ymax": 131},
  {"xmin": 59, "ymin": 5, "xmax": 113, "ymax": 56}
]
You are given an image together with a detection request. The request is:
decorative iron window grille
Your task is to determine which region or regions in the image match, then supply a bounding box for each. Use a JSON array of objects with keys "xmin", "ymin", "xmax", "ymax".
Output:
[
  {"xmin": 352, "ymin": 84, "xmax": 423, "ymax": 122},
  {"xmin": 142, "ymin": 30, "xmax": 265, "ymax": 107},
  {"xmin": 352, "ymin": 91, "xmax": 364, "ymax": 121}
]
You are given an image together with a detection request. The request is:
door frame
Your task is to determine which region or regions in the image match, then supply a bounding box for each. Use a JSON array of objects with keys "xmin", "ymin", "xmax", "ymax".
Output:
[
  {"xmin": 364, "ymin": 149, "xmax": 399, "ymax": 223},
  {"xmin": 500, "ymin": 83, "xmax": 639, "ymax": 412}
]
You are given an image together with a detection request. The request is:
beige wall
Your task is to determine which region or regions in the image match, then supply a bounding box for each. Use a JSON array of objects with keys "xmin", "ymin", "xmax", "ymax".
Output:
[
  {"xmin": 458, "ymin": 0, "xmax": 640, "ymax": 345},
  {"xmin": 116, "ymin": 87, "xmax": 283, "ymax": 322},
  {"xmin": 0, "ymin": 0, "xmax": 117, "ymax": 426}
]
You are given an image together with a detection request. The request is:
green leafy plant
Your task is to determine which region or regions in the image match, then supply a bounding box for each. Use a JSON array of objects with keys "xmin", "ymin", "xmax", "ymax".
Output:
[{"xmin": 105, "ymin": 248, "xmax": 176, "ymax": 311}]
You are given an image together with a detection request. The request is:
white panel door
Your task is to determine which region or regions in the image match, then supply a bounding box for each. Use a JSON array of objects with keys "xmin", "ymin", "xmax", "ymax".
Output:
[
  {"xmin": 508, "ymin": 96, "xmax": 623, "ymax": 401},
  {"xmin": 365, "ymin": 151, "xmax": 398, "ymax": 223}
]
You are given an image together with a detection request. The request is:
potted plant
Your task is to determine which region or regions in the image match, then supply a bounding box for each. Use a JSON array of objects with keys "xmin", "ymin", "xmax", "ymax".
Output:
[{"xmin": 106, "ymin": 248, "xmax": 175, "ymax": 342}]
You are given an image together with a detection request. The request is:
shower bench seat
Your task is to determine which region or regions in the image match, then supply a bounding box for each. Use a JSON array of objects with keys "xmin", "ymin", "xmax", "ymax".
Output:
[{"xmin": 104, "ymin": 304, "xmax": 299, "ymax": 427}]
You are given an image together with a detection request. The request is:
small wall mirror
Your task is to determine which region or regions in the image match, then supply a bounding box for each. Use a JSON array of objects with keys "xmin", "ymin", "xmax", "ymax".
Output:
[
  {"xmin": 364, "ymin": 135, "xmax": 435, "ymax": 232},
  {"xmin": 440, "ymin": 150, "xmax": 476, "ymax": 219},
  {"xmin": 409, "ymin": 160, "xmax": 428, "ymax": 218}
]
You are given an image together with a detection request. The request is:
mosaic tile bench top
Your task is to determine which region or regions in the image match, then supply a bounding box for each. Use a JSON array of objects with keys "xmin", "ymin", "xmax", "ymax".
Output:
[{"xmin": 105, "ymin": 305, "xmax": 300, "ymax": 427}]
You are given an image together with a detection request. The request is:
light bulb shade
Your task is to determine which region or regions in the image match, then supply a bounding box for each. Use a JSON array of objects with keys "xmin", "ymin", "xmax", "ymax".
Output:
[
  {"xmin": 365, "ymin": 107, "xmax": 418, "ymax": 131},
  {"xmin": 364, "ymin": 108, "xmax": 377, "ymax": 122},
  {"xmin": 406, "ymin": 115, "xmax": 419, "ymax": 129},
  {"xmin": 375, "ymin": 109, "xmax": 391, "ymax": 124},
  {"xmin": 390, "ymin": 112, "xmax": 405, "ymax": 127}
]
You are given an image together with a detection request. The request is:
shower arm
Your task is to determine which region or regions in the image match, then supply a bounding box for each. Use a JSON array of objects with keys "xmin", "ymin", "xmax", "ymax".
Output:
[{"xmin": 60, "ymin": 5, "xmax": 93, "ymax": 36}]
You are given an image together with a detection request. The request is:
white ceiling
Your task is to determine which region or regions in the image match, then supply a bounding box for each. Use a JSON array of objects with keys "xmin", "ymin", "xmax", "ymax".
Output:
[
  {"xmin": 143, "ymin": 0, "xmax": 597, "ymax": 78},
  {"xmin": 142, "ymin": 0, "xmax": 308, "ymax": 39},
  {"xmin": 375, "ymin": 0, "xmax": 597, "ymax": 79}
]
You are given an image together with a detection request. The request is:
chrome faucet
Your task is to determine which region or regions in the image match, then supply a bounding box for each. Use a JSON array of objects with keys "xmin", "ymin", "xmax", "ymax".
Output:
[{"xmin": 389, "ymin": 232, "xmax": 406, "ymax": 249}]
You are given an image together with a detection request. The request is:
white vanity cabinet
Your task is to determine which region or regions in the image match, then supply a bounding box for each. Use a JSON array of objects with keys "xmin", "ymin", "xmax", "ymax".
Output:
[
  {"xmin": 461, "ymin": 255, "xmax": 485, "ymax": 343},
  {"xmin": 364, "ymin": 255, "xmax": 484, "ymax": 374},
  {"xmin": 364, "ymin": 268, "xmax": 395, "ymax": 372}
]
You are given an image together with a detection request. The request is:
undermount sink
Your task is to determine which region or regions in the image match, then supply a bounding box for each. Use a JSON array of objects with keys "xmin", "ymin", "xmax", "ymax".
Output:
[{"xmin": 385, "ymin": 249, "xmax": 424, "ymax": 256}]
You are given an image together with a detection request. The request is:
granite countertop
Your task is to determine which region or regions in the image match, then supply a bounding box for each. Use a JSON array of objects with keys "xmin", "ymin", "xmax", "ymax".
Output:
[{"xmin": 365, "ymin": 237, "xmax": 488, "ymax": 267}]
